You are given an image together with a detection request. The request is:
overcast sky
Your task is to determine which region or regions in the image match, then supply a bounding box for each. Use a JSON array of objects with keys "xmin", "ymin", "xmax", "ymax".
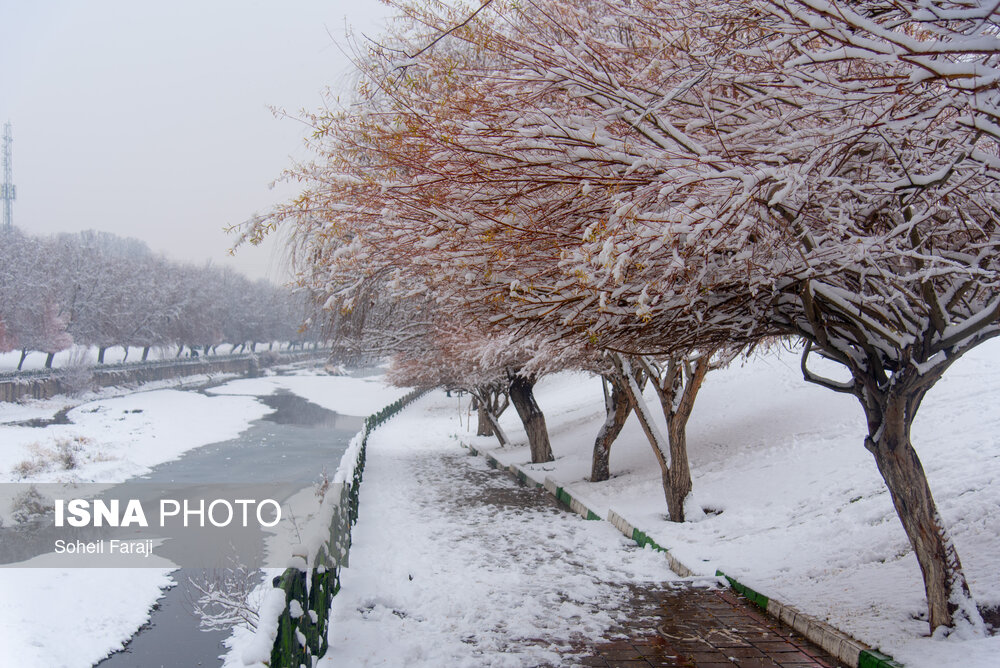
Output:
[{"xmin": 0, "ymin": 0, "xmax": 394, "ymax": 282}]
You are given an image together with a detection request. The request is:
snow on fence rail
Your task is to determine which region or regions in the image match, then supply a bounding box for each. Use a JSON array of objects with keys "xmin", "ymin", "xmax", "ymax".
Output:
[{"xmin": 242, "ymin": 387, "xmax": 427, "ymax": 668}]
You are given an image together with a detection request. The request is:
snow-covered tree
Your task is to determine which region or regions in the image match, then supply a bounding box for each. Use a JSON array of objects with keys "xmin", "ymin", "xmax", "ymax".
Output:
[
  {"xmin": 746, "ymin": 0, "xmax": 1000, "ymax": 635},
  {"xmin": 453, "ymin": 0, "xmax": 999, "ymax": 631},
  {"xmin": 469, "ymin": 0, "xmax": 998, "ymax": 632},
  {"xmin": 55, "ymin": 231, "xmax": 162, "ymax": 362},
  {"xmin": 3, "ymin": 227, "xmax": 301, "ymax": 365},
  {"xmin": 0, "ymin": 229, "xmax": 74, "ymax": 368},
  {"xmin": 387, "ymin": 323, "xmax": 515, "ymax": 445},
  {"xmin": 246, "ymin": 0, "xmax": 998, "ymax": 633}
]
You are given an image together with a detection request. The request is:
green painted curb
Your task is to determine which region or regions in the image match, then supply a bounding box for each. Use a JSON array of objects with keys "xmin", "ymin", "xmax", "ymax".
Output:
[
  {"xmin": 716, "ymin": 570, "xmax": 769, "ymax": 611},
  {"xmin": 858, "ymin": 650, "xmax": 904, "ymax": 668},
  {"xmin": 632, "ymin": 528, "xmax": 665, "ymax": 552}
]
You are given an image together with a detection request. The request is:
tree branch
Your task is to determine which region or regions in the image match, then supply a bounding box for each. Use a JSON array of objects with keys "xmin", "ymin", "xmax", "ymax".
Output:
[{"xmin": 800, "ymin": 341, "xmax": 856, "ymax": 394}]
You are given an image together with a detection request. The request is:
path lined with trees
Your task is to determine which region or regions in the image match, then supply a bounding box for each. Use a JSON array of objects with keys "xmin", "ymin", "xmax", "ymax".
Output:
[{"xmin": 243, "ymin": 0, "xmax": 1000, "ymax": 640}]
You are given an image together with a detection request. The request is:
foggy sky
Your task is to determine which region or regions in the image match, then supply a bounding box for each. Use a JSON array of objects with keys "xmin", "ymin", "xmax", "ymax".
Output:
[{"xmin": 0, "ymin": 0, "xmax": 393, "ymax": 283}]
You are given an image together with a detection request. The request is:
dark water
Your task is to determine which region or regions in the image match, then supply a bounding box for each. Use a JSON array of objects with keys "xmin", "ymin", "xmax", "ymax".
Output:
[
  {"xmin": 95, "ymin": 390, "xmax": 363, "ymax": 668},
  {"xmin": 8, "ymin": 405, "xmax": 73, "ymax": 428}
]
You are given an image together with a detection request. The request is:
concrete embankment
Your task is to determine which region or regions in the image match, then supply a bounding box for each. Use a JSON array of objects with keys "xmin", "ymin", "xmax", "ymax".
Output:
[{"xmin": 0, "ymin": 351, "xmax": 325, "ymax": 403}]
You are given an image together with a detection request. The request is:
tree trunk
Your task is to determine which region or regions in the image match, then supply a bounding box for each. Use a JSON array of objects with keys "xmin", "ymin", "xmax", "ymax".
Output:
[
  {"xmin": 476, "ymin": 406, "xmax": 494, "ymax": 436},
  {"xmin": 659, "ymin": 356, "xmax": 708, "ymax": 523},
  {"xmin": 251, "ymin": 341, "xmax": 258, "ymax": 352},
  {"xmin": 44, "ymin": 352, "xmax": 55, "ymax": 369},
  {"xmin": 591, "ymin": 373, "xmax": 632, "ymax": 482},
  {"xmin": 507, "ymin": 373, "xmax": 553, "ymax": 463},
  {"xmin": 141, "ymin": 346, "xmax": 150, "ymax": 361},
  {"xmin": 664, "ymin": 413, "xmax": 693, "ymax": 523},
  {"xmin": 475, "ymin": 397, "xmax": 495, "ymax": 437},
  {"xmin": 17, "ymin": 349, "xmax": 27, "ymax": 371},
  {"xmin": 619, "ymin": 357, "xmax": 680, "ymax": 520},
  {"xmin": 176, "ymin": 345, "xmax": 184, "ymax": 358},
  {"xmin": 485, "ymin": 411, "xmax": 509, "ymax": 447},
  {"xmin": 121, "ymin": 345, "xmax": 129, "ymax": 363},
  {"xmin": 97, "ymin": 346, "xmax": 107, "ymax": 364},
  {"xmin": 864, "ymin": 391, "xmax": 983, "ymax": 634}
]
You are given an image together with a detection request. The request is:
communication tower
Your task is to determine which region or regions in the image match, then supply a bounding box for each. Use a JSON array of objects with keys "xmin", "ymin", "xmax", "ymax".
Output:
[{"xmin": 2, "ymin": 122, "xmax": 14, "ymax": 231}]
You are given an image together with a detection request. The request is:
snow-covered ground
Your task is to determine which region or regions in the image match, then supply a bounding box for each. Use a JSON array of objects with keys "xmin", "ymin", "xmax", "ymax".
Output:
[
  {"xmin": 0, "ymin": 366, "xmax": 405, "ymax": 668},
  {"xmin": 467, "ymin": 340, "xmax": 1000, "ymax": 667},
  {"xmin": 0, "ymin": 567, "xmax": 177, "ymax": 668},
  {"xmin": 205, "ymin": 370, "xmax": 410, "ymax": 417},
  {"xmin": 0, "ymin": 368, "xmax": 407, "ymax": 494},
  {"xmin": 0, "ymin": 389, "xmax": 271, "ymax": 490},
  {"xmin": 0, "ymin": 368, "xmax": 247, "ymax": 427}
]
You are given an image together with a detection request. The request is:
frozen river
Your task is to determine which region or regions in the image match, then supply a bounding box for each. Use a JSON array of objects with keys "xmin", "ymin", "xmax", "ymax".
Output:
[
  {"xmin": 0, "ymin": 365, "xmax": 410, "ymax": 668},
  {"xmin": 95, "ymin": 389, "xmax": 364, "ymax": 667}
]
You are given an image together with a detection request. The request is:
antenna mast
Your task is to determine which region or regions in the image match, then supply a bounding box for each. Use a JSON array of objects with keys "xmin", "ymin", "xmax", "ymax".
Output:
[{"xmin": 2, "ymin": 122, "xmax": 15, "ymax": 230}]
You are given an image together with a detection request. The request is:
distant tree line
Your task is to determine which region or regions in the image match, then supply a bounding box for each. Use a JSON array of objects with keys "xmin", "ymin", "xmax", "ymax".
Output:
[{"xmin": 0, "ymin": 227, "xmax": 317, "ymax": 369}]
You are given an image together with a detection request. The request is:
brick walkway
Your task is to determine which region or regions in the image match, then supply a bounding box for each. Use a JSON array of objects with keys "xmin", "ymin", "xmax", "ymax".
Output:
[
  {"xmin": 467, "ymin": 454, "xmax": 841, "ymax": 668},
  {"xmin": 579, "ymin": 584, "xmax": 838, "ymax": 667}
]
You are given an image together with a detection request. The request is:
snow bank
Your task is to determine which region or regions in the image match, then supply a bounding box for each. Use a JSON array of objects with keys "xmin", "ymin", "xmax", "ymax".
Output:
[
  {"xmin": 0, "ymin": 567, "xmax": 174, "ymax": 667},
  {"xmin": 207, "ymin": 371, "xmax": 408, "ymax": 417},
  {"xmin": 0, "ymin": 389, "xmax": 271, "ymax": 492}
]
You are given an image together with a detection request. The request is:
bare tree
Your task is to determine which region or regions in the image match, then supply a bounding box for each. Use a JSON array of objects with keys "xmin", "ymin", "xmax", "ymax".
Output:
[{"xmin": 188, "ymin": 559, "xmax": 264, "ymax": 632}]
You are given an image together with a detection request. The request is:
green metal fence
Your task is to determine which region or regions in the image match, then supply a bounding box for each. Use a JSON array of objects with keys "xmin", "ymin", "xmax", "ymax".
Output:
[{"xmin": 263, "ymin": 387, "xmax": 427, "ymax": 667}]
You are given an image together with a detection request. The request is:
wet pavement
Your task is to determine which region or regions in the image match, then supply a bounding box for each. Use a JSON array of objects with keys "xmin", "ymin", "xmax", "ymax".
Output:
[
  {"xmin": 579, "ymin": 585, "xmax": 838, "ymax": 667},
  {"xmin": 464, "ymin": 454, "xmax": 841, "ymax": 667}
]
